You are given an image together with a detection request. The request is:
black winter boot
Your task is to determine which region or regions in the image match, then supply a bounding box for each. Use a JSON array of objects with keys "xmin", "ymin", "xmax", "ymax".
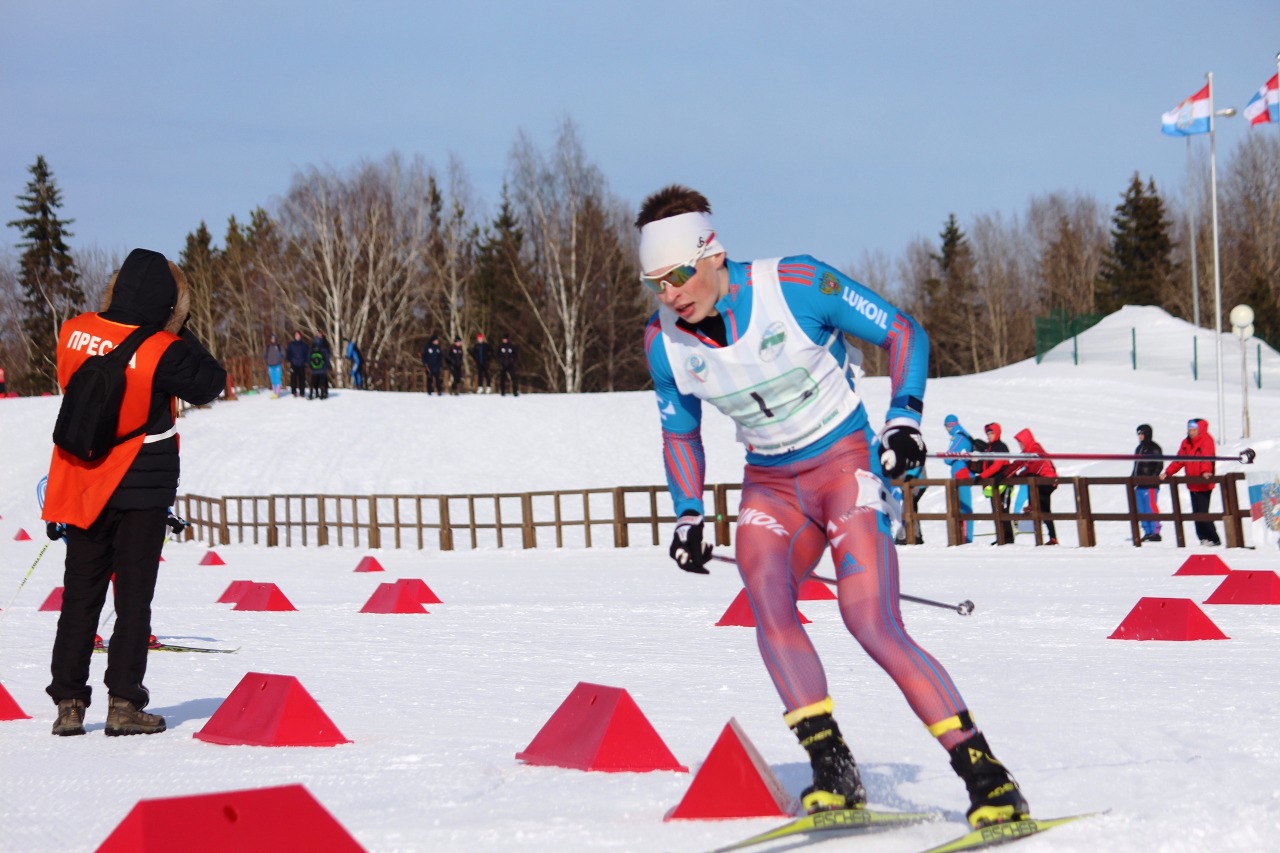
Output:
[
  {"xmin": 948, "ymin": 731, "xmax": 1029, "ymax": 827},
  {"xmin": 790, "ymin": 712, "xmax": 866, "ymax": 813}
]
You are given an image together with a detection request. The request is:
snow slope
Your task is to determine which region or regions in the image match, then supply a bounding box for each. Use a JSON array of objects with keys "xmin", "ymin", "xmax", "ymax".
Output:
[{"xmin": 0, "ymin": 307, "xmax": 1277, "ymax": 852}]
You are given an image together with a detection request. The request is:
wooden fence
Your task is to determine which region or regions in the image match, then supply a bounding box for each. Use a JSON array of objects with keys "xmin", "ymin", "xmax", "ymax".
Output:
[{"xmin": 174, "ymin": 474, "xmax": 1249, "ymax": 551}]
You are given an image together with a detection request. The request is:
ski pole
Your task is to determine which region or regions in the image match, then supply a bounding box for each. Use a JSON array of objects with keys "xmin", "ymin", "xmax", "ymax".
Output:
[
  {"xmin": 709, "ymin": 555, "xmax": 974, "ymax": 616},
  {"xmin": 0, "ymin": 541, "xmax": 51, "ymax": 621},
  {"xmin": 931, "ymin": 448, "xmax": 1256, "ymax": 465}
]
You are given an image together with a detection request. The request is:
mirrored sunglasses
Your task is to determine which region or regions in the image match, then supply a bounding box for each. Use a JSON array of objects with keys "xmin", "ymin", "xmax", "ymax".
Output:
[{"xmin": 640, "ymin": 239, "xmax": 712, "ymax": 294}]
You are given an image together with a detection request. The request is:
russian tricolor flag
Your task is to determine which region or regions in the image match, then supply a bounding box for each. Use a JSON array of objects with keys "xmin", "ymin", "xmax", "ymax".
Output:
[
  {"xmin": 1243, "ymin": 74, "xmax": 1279, "ymax": 126},
  {"xmin": 1161, "ymin": 83, "xmax": 1211, "ymax": 136}
]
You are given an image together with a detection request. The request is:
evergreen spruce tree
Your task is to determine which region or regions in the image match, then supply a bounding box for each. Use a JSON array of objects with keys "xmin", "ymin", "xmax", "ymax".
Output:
[
  {"xmin": 6, "ymin": 156, "xmax": 82, "ymax": 393},
  {"xmin": 926, "ymin": 213, "xmax": 978, "ymax": 376},
  {"xmin": 1096, "ymin": 173, "xmax": 1174, "ymax": 314}
]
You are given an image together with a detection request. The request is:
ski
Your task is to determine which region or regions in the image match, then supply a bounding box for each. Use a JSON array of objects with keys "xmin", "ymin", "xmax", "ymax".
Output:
[
  {"xmin": 706, "ymin": 807, "xmax": 938, "ymax": 853},
  {"xmin": 95, "ymin": 642, "xmax": 238, "ymax": 654},
  {"xmin": 917, "ymin": 811, "xmax": 1105, "ymax": 853}
]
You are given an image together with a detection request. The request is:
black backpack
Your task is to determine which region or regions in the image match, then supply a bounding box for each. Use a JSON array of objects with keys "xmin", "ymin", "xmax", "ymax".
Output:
[
  {"xmin": 52, "ymin": 325, "xmax": 159, "ymax": 461},
  {"xmin": 968, "ymin": 437, "xmax": 989, "ymax": 476}
]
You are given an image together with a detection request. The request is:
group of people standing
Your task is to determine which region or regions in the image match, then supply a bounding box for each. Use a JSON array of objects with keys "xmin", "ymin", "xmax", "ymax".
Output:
[
  {"xmin": 420, "ymin": 332, "xmax": 519, "ymax": 396},
  {"xmin": 940, "ymin": 416, "xmax": 1221, "ymax": 547}
]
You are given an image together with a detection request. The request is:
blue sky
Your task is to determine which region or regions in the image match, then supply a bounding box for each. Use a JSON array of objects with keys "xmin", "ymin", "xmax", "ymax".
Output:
[{"xmin": 2, "ymin": 1, "xmax": 1277, "ymax": 273}]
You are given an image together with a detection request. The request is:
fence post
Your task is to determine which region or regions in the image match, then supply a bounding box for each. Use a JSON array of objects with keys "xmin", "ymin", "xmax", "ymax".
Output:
[
  {"xmin": 368, "ymin": 496, "xmax": 380, "ymax": 550},
  {"xmin": 1222, "ymin": 473, "xmax": 1244, "ymax": 548},
  {"xmin": 218, "ymin": 498, "xmax": 230, "ymax": 546},
  {"xmin": 1073, "ymin": 479, "xmax": 1096, "ymax": 547},
  {"xmin": 267, "ymin": 497, "xmax": 278, "ymax": 547},
  {"xmin": 713, "ymin": 485, "xmax": 731, "ymax": 546},
  {"xmin": 317, "ymin": 497, "xmax": 328, "ymax": 547},
  {"xmin": 612, "ymin": 488, "xmax": 629, "ymax": 548},
  {"xmin": 521, "ymin": 493, "xmax": 536, "ymax": 549},
  {"xmin": 438, "ymin": 496, "xmax": 453, "ymax": 551}
]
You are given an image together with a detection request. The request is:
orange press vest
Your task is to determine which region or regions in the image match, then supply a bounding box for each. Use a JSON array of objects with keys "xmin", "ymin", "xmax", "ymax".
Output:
[{"xmin": 42, "ymin": 313, "xmax": 180, "ymax": 528}]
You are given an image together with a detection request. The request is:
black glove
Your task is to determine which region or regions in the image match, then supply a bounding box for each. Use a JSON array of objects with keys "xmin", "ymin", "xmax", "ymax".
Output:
[
  {"xmin": 166, "ymin": 513, "xmax": 188, "ymax": 535},
  {"xmin": 669, "ymin": 513, "xmax": 712, "ymax": 574},
  {"xmin": 878, "ymin": 424, "xmax": 926, "ymax": 480},
  {"xmin": 46, "ymin": 522, "xmax": 67, "ymax": 541}
]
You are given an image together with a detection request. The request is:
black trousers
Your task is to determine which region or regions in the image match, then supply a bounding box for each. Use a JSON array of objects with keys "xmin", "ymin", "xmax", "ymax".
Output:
[
  {"xmin": 425, "ymin": 369, "xmax": 443, "ymax": 395},
  {"xmin": 499, "ymin": 367, "xmax": 518, "ymax": 396},
  {"xmin": 449, "ymin": 369, "xmax": 463, "ymax": 394},
  {"xmin": 47, "ymin": 506, "xmax": 166, "ymax": 708},
  {"xmin": 1035, "ymin": 484, "xmax": 1057, "ymax": 539},
  {"xmin": 309, "ymin": 372, "xmax": 329, "ymax": 399},
  {"xmin": 1190, "ymin": 490, "xmax": 1220, "ymax": 543},
  {"xmin": 289, "ymin": 364, "xmax": 307, "ymax": 396},
  {"xmin": 474, "ymin": 365, "xmax": 491, "ymax": 391}
]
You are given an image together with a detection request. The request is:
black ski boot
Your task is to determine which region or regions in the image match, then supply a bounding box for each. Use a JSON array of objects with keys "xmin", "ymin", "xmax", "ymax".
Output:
[
  {"xmin": 790, "ymin": 711, "xmax": 866, "ymax": 813},
  {"xmin": 948, "ymin": 731, "xmax": 1030, "ymax": 828}
]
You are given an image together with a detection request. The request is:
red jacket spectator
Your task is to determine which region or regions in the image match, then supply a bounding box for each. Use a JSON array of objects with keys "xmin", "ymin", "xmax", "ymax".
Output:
[
  {"xmin": 1163, "ymin": 418, "xmax": 1216, "ymax": 493},
  {"xmin": 978, "ymin": 423, "xmax": 1010, "ymax": 479},
  {"xmin": 1011, "ymin": 428, "xmax": 1057, "ymax": 479}
]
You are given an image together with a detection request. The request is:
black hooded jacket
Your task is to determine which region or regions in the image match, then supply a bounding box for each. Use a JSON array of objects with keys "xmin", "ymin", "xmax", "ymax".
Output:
[
  {"xmin": 1132, "ymin": 425, "xmax": 1163, "ymax": 478},
  {"xmin": 97, "ymin": 249, "xmax": 226, "ymax": 510}
]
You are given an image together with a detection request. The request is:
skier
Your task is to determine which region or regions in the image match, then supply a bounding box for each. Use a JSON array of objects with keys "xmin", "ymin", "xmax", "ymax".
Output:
[
  {"xmin": 1133, "ymin": 424, "xmax": 1163, "ymax": 542},
  {"xmin": 421, "ymin": 335, "xmax": 444, "ymax": 396},
  {"xmin": 943, "ymin": 414, "xmax": 975, "ymax": 543},
  {"xmin": 41, "ymin": 248, "xmax": 226, "ymax": 737},
  {"xmin": 1160, "ymin": 418, "xmax": 1221, "ymax": 546},
  {"xmin": 635, "ymin": 185, "xmax": 1028, "ymax": 828}
]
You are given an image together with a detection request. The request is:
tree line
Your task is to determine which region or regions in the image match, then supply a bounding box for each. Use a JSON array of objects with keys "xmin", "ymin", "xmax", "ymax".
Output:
[{"xmin": 3, "ymin": 120, "xmax": 1278, "ymax": 395}]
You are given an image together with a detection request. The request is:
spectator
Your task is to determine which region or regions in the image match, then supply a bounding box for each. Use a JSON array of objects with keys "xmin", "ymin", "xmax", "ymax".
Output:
[
  {"xmin": 498, "ymin": 335, "xmax": 519, "ymax": 396},
  {"xmin": 263, "ymin": 334, "xmax": 284, "ymax": 398},
  {"xmin": 1161, "ymin": 418, "xmax": 1221, "ymax": 546},
  {"xmin": 285, "ymin": 330, "xmax": 309, "ymax": 397},
  {"xmin": 1009, "ymin": 428, "xmax": 1058, "ymax": 545},
  {"xmin": 41, "ymin": 248, "xmax": 226, "ymax": 736},
  {"xmin": 470, "ymin": 333, "xmax": 492, "ymax": 393},
  {"xmin": 422, "ymin": 335, "xmax": 444, "ymax": 396},
  {"xmin": 1133, "ymin": 424, "xmax": 1163, "ymax": 543},
  {"xmin": 978, "ymin": 422, "xmax": 1014, "ymax": 545},
  {"xmin": 0, "ymin": 363, "xmax": 7, "ymax": 396},
  {"xmin": 446, "ymin": 338, "xmax": 464, "ymax": 395},
  {"xmin": 308, "ymin": 333, "xmax": 331, "ymax": 400},
  {"xmin": 344, "ymin": 338, "xmax": 363, "ymax": 390},
  {"xmin": 943, "ymin": 414, "xmax": 975, "ymax": 544}
]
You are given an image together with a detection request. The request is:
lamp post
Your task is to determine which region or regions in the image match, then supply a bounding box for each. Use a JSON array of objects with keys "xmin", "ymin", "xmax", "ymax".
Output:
[{"xmin": 1230, "ymin": 304, "xmax": 1254, "ymax": 438}]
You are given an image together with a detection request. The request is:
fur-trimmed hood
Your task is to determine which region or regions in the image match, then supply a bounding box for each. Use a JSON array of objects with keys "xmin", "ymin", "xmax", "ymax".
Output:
[{"xmin": 99, "ymin": 248, "xmax": 190, "ymax": 335}]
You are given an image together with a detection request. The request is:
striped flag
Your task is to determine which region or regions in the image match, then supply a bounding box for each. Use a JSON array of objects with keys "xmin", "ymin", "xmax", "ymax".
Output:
[
  {"xmin": 1243, "ymin": 73, "xmax": 1279, "ymax": 126},
  {"xmin": 1161, "ymin": 83, "xmax": 1211, "ymax": 136}
]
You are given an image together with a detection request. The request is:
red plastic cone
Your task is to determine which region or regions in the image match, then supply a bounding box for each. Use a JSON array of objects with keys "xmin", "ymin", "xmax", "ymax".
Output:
[
  {"xmin": 96, "ymin": 784, "xmax": 364, "ymax": 852},
  {"xmin": 0, "ymin": 682, "xmax": 32, "ymax": 721},
  {"xmin": 516, "ymin": 682, "xmax": 687, "ymax": 772},
  {"xmin": 394, "ymin": 578, "xmax": 442, "ymax": 604},
  {"xmin": 359, "ymin": 583, "xmax": 428, "ymax": 614},
  {"xmin": 1204, "ymin": 570, "xmax": 1280, "ymax": 605},
  {"xmin": 353, "ymin": 555, "xmax": 385, "ymax": 573},
  {"xmin": 216, "ymin": 580, "xmax": 256, "ymax": 604},
  {"xmin": 231, "ymin": 583, "xmax": 297, "ymax": 612},
  {"xmin": 798, "ymin": 579, "xmax": 836, "ymax": 600},
  {"xmin": 13, "ymin": 528, "xmax": 31, "ymax": 541},
  {"xmin": 716, "ymin": 588, "xmax": 810, "ymax": 627},
  {"xmin": 39, "ymin": 587, "xmax": 64, "ymax": 612},
  {"xmin": 665, "ymin": 718, "xmax": 795, "ymax": 819},
  {"xmin": 1173, "ymin": 554, "xmax": 1231, "ymax": 576},
  {"xmin": 1108, "ymin": 597, "xmax": 1228, "ymax": 641},
  {"xmin": 199, "ymin": 550, "xmax": 226, "ymax": 566},
  {"xmin": 194, "ymin": 673, "xmax": 350, "ymax": 746}
]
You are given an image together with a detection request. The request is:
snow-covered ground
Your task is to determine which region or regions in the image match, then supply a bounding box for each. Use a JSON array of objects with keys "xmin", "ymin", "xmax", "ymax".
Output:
[{"xmin": 1, "ymin": 306, "xmax": 1278, "ymax": 852}]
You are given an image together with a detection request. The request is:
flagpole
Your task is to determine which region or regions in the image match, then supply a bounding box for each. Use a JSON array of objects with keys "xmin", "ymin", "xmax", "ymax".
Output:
[
  {"xmin": 1186, "ymin": 137, "xmax": 1200, "ymax": 328},
  {"xmin": 1208, "ymin": 71, "xmax": 1226, "ymax": 434}
]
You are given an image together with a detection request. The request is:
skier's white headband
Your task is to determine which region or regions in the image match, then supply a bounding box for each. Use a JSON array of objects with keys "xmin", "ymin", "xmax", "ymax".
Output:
[{"xmin": 638, "ymin": 211, "xmax": 724, "ymax": 275}]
